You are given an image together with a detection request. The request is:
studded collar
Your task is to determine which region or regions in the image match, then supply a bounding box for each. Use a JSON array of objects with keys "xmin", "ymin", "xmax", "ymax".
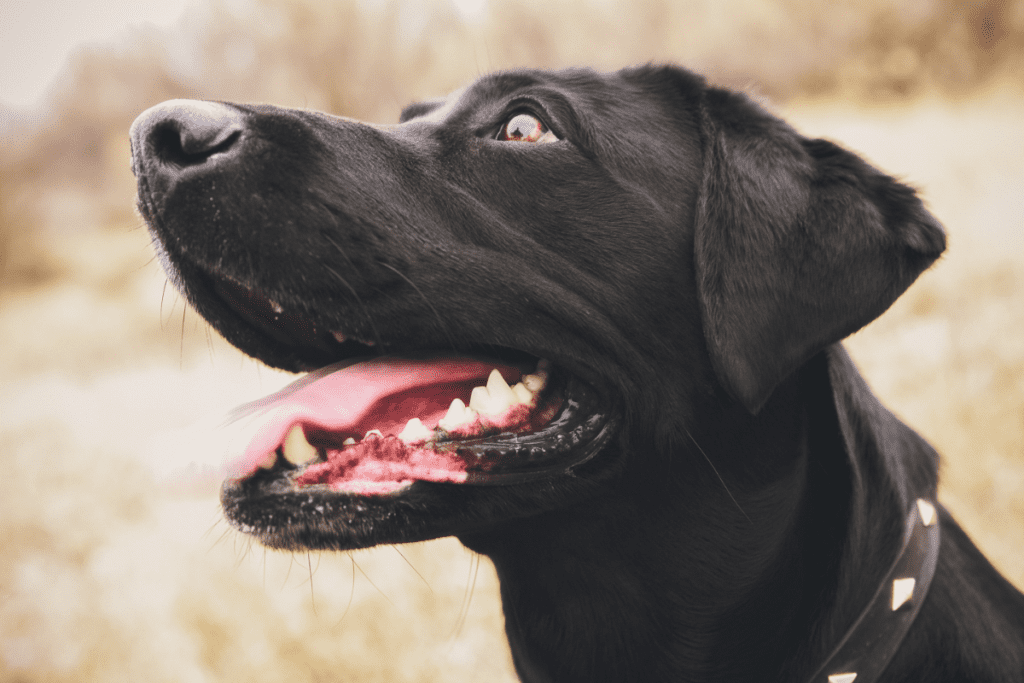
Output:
[{"xmin": 807, "ymin": 498, "xmax": 941, "ymax": 683}]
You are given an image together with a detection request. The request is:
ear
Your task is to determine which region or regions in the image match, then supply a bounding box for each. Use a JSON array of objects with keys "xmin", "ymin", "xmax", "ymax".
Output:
[
  {"xmin": 398, "ymin": 98, "xmax": 446, "ymax": 123},
  {"xmin": 694, "ymin": 86, "xmax": 945, "ymax": 414}
]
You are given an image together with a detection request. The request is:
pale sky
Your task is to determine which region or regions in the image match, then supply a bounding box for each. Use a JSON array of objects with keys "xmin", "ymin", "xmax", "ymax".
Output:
[
  {"xmin": 1, "ymin": 0, "xmax": 195, "ymax": 110},
  {"xmin": 0, "ymin": 0, "xmax": 489, "ymax": 111}
]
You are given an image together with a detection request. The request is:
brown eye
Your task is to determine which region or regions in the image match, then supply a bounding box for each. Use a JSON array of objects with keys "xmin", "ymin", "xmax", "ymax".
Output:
[{"xmin": 498, "ymin": 113, "xmax": 556, "ymax": 143}]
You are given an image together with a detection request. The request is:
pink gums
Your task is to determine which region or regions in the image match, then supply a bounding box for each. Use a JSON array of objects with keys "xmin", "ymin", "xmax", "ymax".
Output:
[
  {"xmin": 294, "ymin": 402, "xmax": 538, "ymax": 494},
  {"xmin": 294, "ymin": 434, "xmax": 466, "ymax": 494},
  {"xmin": 227, "ymin": 356, "xmax": 532, "ymax": 491}
]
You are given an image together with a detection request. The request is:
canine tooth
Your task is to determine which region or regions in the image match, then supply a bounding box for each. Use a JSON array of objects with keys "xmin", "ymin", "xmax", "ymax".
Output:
[
  {"xmin": 512, "ymin": 382, "xmax": 534, "ymax": 404},
  {"xmin": 343, "ymin": 437, "xmax": 356, "ymax": 446},
  {"xmin": 281, "ymin": 425, "xmax": 318, "ymax": 466},
  {"xmin": 364, "ymin": 429, "xmax": 383, "ymax": 439},
  {"xmin": 398, "ymin": 418, "xmax": 433, "ymax": 444}
]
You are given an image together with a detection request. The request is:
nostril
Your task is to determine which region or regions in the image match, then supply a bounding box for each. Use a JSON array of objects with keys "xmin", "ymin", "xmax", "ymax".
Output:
[
  {"xmin": 151, "ymin": 119, "xmax": 241, "ymax": 166},
  {"xmin": 131, "ymin": 99, "xmax": 245, "ymax": 169}
]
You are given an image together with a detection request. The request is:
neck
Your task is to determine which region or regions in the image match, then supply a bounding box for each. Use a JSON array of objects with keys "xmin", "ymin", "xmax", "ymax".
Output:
[{"xmin": 459, "ymin": 350, "xmax": 917, "ymax": 683}]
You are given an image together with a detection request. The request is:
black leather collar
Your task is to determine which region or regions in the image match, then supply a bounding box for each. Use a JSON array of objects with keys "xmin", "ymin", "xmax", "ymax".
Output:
[{"xmin": 807, "ymin": 498, "xmax": 941, "ymax": 683}]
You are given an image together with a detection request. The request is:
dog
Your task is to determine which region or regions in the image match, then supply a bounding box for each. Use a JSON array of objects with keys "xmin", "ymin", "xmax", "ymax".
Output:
[{"xmin": 129, "ymin": 65, "xmax": 1024, "ymax": 682}]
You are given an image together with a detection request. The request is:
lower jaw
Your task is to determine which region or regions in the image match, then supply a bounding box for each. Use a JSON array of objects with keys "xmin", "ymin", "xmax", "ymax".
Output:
[
  {"xmin": 218, "ymin": 425, "xmax": 617, "ymax": 552},
  {"xmin": 218, "ymin": 383, "xmax": 617, "ymax": 550}
]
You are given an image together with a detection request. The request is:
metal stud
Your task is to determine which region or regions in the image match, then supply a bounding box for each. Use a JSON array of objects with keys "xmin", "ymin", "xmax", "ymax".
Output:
[
  {"xmin": 828, "ymin": 674, "xmax": 858, "ymax": 683},
  {"xmin": 892, "ymin": 577, "xmax": 916, "ymax": 611},
  {"xmin": 916, "ymin": 499, "xmax": 936, "ymax": 527}
]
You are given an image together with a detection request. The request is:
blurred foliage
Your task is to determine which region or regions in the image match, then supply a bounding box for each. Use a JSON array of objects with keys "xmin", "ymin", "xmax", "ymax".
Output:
[
  {"xmin": 0, "ymin": 4, "xmax": 1022, "ymax": 680},
  {"xmin": 1, "ymin": 0, "xmax": 1023, "ymax": 290}
]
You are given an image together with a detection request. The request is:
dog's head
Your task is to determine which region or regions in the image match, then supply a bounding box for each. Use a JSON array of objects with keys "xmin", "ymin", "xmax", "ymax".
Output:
[{"xmin": 130, "ymin": 66, "xmax": 943, "ymax": 552}]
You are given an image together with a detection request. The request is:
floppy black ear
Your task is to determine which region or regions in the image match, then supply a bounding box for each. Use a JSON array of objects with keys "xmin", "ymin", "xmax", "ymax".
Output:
[{"xmin": 694, "ymin": 86, "xmax": 945, "ymax": 414}]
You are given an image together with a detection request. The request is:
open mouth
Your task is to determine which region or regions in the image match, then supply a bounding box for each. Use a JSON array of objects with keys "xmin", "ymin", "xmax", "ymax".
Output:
[{"xmin": 212, "ymin": 275, "xmax": 616, "ymax": 497}]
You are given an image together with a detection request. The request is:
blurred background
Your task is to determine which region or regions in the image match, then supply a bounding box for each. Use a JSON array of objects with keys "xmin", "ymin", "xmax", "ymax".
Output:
[{"xmin": 1, "ymin": 0, "xmax": 1022, "ymax": 680}]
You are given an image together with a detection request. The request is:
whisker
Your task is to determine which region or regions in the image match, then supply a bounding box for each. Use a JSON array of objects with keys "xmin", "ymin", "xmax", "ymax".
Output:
[
  {"xmin": 684, "ymin": 428, "xmax": 750, "ymax": 524},
  {"xmin": 201, "ymin": 516, "xmax": 227, "ymax": 542},
  {"xmin": 159, "ymin": 280, "xmax": 169, "ymax": 329},
  {"xmin": 179, "ymin": 305, "xmax": 187, "ymax": 369},
  {"xmin": 307, "ymin": 552, "xmax": 317, "ymax": 615},
  {"xmin": 282, "ymin": 553, "xmax": 294, "ymax": 587},
  {"xmin": 352, "ymin": 556, "xmax": 396, "ymax": 608},
  {"xmin": 323, "ymin": 263, "xmax": 382, "ymax": 346},
  {"xmin": 378, "ymin": 261, "xmax": 457, "ymax": 351},
  {"xmin": 207, "ymin": 525, "xmax": 233, "ymax": 551},
  {"xmin": 334, "ymin": 555, "xmax": 358, "ymax": 627},
  {"xmin": 392, "ymin": 546, "xmax": 432, "ymax": 592},
  {"xmin": 450, "ymin": 551, "xmax": 480, "ymax": 639},
  {"xmin": 322, "ymin": 234, "xmax": 383, "ymax": 347},
  {"xmin": 205, "ymin": 324, "xmax": 215, "ymax": 364}
]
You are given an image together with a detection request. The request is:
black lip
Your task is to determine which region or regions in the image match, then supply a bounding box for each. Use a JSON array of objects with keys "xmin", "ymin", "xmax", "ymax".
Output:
[
  {"xmin": 207, "ymin": 273, "xmax": 374, "ymax": 368},
  {"xmin": 456, "ymin": 373, "xmax": 616, "ymax": 484},
  {"xmin": 212, "ymin": 276, "xmax": 338, "ymax": 353}
]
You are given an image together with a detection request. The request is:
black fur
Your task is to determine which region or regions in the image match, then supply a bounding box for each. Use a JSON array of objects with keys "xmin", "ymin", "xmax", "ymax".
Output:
[{"xmin": 130, "ymin": 65, "xmax": 1024, "ymax": 682}]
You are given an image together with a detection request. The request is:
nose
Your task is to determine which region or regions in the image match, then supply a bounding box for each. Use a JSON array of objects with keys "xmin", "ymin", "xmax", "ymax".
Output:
[{"xmin": 130, "ymin": 99, "xmax": 245, "ymax": 173}]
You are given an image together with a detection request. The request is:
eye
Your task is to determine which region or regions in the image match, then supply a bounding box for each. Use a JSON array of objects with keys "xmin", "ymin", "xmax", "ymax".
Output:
[{"xmin": 497, "ymin": 113, "xmax": 558, "ymax": 143}]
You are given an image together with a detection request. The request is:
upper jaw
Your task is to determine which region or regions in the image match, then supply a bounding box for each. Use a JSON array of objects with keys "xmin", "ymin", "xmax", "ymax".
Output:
[{"xmin": 179, "ymin": 264, "xmax": 623, "ymax": 548}]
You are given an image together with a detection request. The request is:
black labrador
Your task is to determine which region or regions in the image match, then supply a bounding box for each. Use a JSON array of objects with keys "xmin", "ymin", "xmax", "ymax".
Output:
[{"xmin": 129, "ymin": 65, "xmax": 1024, "ymax": 682}]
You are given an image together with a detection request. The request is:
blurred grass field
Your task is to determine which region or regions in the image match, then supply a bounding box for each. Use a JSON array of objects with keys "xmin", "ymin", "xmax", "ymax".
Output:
[{"xmin": 1, "ymin": 0, "xmax": 1022, "ymax": 681}]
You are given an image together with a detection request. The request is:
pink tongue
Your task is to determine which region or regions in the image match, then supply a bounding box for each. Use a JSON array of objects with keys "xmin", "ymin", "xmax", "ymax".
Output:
[{"xmin": 227, "ymin": 356, "xmax": 520, "ymax": 479}]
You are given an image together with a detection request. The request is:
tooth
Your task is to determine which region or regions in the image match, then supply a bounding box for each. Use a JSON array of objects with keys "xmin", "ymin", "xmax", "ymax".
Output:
[
  {"xmin": 438, "ymin": 397, "xmax": 477, "ymax": 431},
  {"xmin": 398, "ymin": 417, "xmax": 433, "ymax": 444},
  {"xmin": 440, "ymin": 398, "xmax": 466, "ymax": 425},
  {"xmin": 440, "ymin": 399, "xmax": 466, "ymax": 429},
  {"xmin": 469, "ymin": 385, "xmax": 492, "ymax": 414},
  {"xmin": 281, "ymin": 425, "xmax": 318, "ymax": 466},
  {"xmin": 487, "ymin": 369, "xmax": 518, "ymax": 408},
  {"xmin": 469, "ymin": 370, "xmax": 517, "ymax": 416},
  {"xmin": 364, "ymin": 429, "xmax": 383, "ymax": 440},
  {"xmin": 522, "ymin": 373, "xmax": 546, "ymax": 393},
  {"xmin": 447, "ymin": 398, "xmax": 464, "ymax": 417},
  {"xmin": 343, "ymin": 437, "xmax": 357, "ymax": 446},
  {"xmin": 332, "ymin": 331, "xmax": 347, "ymax": 343},
  {"xmin": 258, "ymin": 450, "xmax": 277, "ymax": 469},
  {"xmin": 438, "ymin": 399, "xmax": 463, "ymax": 431},
  {"xmin": 512, "ymin": 382, "xmax": 534, "ymax": 404}
]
